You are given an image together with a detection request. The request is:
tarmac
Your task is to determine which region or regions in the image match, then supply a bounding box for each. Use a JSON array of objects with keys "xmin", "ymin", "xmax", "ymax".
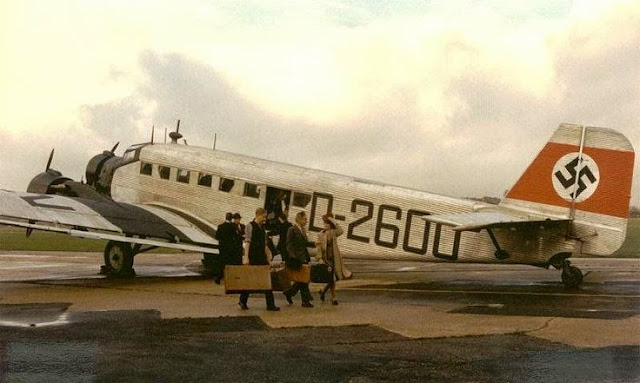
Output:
[{"xmin": 0, "ymin": 251, "xmax": 638, "ymax": 382}]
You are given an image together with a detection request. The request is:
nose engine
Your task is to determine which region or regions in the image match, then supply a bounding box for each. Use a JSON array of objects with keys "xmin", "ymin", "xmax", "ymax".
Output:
[{"xmin": 85, "ymin": 143, "xmax": 123, "ymax": 196}]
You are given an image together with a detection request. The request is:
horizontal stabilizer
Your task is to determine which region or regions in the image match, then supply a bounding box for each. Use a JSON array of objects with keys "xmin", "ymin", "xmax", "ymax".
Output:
[{"xmin": 421, "ymin": 211, "xmax": 570, "ymax": 232}]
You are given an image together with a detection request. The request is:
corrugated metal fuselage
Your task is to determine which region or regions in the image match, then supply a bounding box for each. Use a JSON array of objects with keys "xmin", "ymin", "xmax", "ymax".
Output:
[{"xmin": 110, "ymin": 144, "xmax": 577, "ymax": 265}]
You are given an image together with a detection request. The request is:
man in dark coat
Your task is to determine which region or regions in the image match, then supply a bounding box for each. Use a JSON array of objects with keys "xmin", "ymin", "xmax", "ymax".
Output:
[
  {"xmin": 229, "ymin": 212, "xmax": 244, "ymax": 266},
  {"xmin": 213, "ymin": 212, "xmax": 234, "ymax": 284},
  {"xmin": 239, "ymin": 208, "xmax": 280, "ymax": 311},
  {"xmin": 275, "ymin": 213, "xmax": 293, "ymax": 262},
  {"xmin": 284, "ymin": 211, "xmax": 315, "ymax": 308}
]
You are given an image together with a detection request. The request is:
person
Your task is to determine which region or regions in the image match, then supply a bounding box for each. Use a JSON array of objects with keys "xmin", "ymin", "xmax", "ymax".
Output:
[
  {"xmin": 275, "ymin": 213, "xmax": 292, "ymax": 261},
  {"xmin": 213, "ymin": 212, "xmax": 234, "ymax": 284},
  {"xmin": 284, "ymin": 211, "xmax": 315, "ymax": 308},
  {"xmin": 239, "ymin": 208, "xmax": 280, "ymax": 311},
  {"xmin": 316, "ymin": 213, "xmax": 352, "ymax": 305},
  {"xmin": 230, "ymin": 212, "xmax": 245, "ymax": 266}
]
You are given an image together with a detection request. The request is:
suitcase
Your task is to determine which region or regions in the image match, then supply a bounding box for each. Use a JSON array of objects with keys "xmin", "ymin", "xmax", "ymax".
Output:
[
  {"xmin": 271, "ymin": 268, "xmax": 292, "ymax": 292},
  {"xmin": 311, "ymin": 264, "xmax": 333, "ymax": 283},
  {"xmin": 286, "ymin": 264, "xmax": 311, "ymax": 284},
  {"xmin": 224, "ymin": 265, "xmax": 272, "ymax": 294}
]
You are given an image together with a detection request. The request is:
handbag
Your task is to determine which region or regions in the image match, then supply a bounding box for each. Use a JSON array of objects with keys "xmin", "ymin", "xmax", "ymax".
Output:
[
  {"xmin": 286, "ymin": 264, "xmax": 311, "ymax": 283},
  {"xmin": 311, "ymin": 264, "xmax": 333, "ymax": 283}
]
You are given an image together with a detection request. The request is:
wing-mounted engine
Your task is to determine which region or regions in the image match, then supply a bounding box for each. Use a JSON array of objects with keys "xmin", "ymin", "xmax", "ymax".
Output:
[
  {"xmin": 26, "ymin": 149, "xmax": 74, "ymax": 194},
  {"xmin": 26, "ymin": 146, "xmax": 121, "ymax": 201}
]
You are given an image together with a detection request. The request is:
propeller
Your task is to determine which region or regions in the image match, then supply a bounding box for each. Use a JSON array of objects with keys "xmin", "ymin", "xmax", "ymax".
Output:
[
  {"xmin": 110, "ymin": 142, "xmax": 120, "ymax": 153},
  {"xmin": 169, "ymin": 119, "xmax": 183, "ymax": 144},
  {"xmin": 45, "ymin": 148, "xmax": 55, "ymax": 172}
]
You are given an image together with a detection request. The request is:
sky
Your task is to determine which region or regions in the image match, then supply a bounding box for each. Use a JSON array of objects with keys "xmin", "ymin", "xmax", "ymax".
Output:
[{"xmin": 1, "ymin": 0, "xmax": 639, "ymax": 208}]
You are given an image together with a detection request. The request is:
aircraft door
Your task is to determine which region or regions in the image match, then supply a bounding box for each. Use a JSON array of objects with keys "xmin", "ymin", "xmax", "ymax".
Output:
[{"xmin": 264, "ymin": 187, "xmax": 291, "ymax": 226}]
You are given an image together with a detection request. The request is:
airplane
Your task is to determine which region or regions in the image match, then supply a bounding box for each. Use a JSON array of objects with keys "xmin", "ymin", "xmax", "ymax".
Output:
[{"xmin": 0, "ymin": 122, "xmax": 635, "ymax": 287}]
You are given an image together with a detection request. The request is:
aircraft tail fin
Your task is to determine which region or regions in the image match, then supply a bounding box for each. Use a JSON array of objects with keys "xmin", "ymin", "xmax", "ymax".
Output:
[{"xmin": 501, "ymin": 123, "xmax": 635, "ymax": 255}]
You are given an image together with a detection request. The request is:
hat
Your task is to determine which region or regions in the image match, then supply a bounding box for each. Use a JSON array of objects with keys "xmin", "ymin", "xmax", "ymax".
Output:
[
  {"xmin": 322, "ymin": 212, "xmax": 334, "ymax": 221},
  {"xmin": 322, "ymin": 213, "xmax": 336, "ymax": 229},
  {"xmin": 225, "ymin": 212, "xmax": 233, "ymax": 221},
  {"xmin": 233, "ymin": 212, "xmax": 242, "ymax": 219}
]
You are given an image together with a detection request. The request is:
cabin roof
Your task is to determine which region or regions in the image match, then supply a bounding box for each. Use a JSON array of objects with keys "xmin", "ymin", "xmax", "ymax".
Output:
[{"xmin": 139, "ymin": 143, "xmax": 477, "ymax": 206}]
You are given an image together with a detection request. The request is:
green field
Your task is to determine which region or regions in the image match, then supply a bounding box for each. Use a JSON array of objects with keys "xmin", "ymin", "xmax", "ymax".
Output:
[
  {"xmin": 613, "ymin": 218, "xmax": 640, "ymax": 257},
  {"xmin": 0, "ymin": 227, "xmax": 180, "ymax": 253},
  {"xmin": 1, "ymin": 219, "xmax": 637, "ymax": 256}
]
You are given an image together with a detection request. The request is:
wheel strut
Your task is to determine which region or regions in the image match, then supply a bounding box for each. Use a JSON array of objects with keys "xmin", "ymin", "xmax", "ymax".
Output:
[{"xmin": 560, "ymin": 259, "xmax": 583, "ymax": 289}]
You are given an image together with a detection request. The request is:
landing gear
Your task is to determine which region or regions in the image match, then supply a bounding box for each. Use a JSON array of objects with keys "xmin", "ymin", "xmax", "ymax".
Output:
[
  {"xmin": 561, "ymin": 261, "xmax": 583, "ymax": 289},
  {"xmin": 102, "ymin": 241, "xmax": 135, "ymax": 277},
  {"xmin": 549, "ymin": 253, "xmax": 583, "ymax": 289}
]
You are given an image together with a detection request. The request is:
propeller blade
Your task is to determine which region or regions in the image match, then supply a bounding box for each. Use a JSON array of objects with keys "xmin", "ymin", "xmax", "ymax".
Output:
[
  {"xmin": 45, "ymin": 149, "xmax": 55, "ymax": 171},
  {"xmin": 151, "ymin": 125, "xmax": 155, "ymax": 143},
  {"xmin": 111, "ymin": 142, "xmax": 120, "ymax": 153},
  {"xmin": 176, "ymin": 119, "xmax": 180, "ymax": 133}
]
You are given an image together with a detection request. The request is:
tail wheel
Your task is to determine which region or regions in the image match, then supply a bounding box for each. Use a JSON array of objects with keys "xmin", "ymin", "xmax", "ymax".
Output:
[
  {"xmin": 103, "ymin": 241, "xmax": 135, "ymax": 277},
  {"xmin": 561, "ymin": 264, "xmax": 583, "ymax": 289}
]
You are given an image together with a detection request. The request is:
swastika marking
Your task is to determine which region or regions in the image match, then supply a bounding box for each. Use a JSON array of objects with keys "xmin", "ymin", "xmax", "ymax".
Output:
[{"xmin": 552, "ymin": 152, "xmax": 600, "ymax": 202}]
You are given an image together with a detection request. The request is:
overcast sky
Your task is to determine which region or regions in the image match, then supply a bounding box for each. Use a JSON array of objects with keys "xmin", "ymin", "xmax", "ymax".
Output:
[{"xmin": 1, "ymin": 0, "xmax": 639, "ymax": 208}]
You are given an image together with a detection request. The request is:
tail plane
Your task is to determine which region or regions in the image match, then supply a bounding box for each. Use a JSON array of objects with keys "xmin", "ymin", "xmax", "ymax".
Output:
[{"xmin": 501, "ymin": 123, "xmax": 635, "ymax": 255}]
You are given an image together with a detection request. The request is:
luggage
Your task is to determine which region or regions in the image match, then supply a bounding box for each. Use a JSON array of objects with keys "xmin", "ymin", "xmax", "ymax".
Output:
[
  {"xmin": 270, "ymin": 267, "xmax": 292, "ymax": 292},
  {"xmin": 224, "ymin": 265, "xmax": 272, "ymax": 294},
  {"xmin": 286, "ymin": 264, "xmax": 311, "ymax": 283},
  {"xmin": 311, "ymin": 264, "xmax": 333, "ymax": 283}
]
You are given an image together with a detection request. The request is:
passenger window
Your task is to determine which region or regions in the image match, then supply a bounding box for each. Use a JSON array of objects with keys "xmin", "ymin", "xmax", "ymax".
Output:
[
  {"xmin": 292, "ymin": 192, "xmax": 312, "ymax": 208},
  {"xmin": 159, "ymin": 166, "xmax": 171, "ymax": 180},
  {"xmin": 243, "ymin": 183, "xmax": 260, "ymax": 198},
  {"xmin": 177, "ymin": 169, "xmax": 190, "ymax": 184},
  {"xmin": 140, "ymin": 162, "xmax": 152, "ymax": 176},
  {"xmin": 198, "ymin": 173, "xmax": 212, "ymax": 187},
  {"xmin": 219, "ymin": 178, "xmax": 235, "ymax": 192}
]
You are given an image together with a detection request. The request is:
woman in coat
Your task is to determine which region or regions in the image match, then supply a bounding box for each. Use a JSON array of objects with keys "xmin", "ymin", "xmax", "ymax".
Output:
[{"xmin": 316, "ymin": 213, "xmax": 352, "ymax": 305}]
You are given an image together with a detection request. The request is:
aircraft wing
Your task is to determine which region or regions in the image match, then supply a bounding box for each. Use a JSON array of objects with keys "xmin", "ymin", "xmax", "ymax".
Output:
[
  {"xmin": 0, "ymin": 190, "xmax": 217, "ymax": 253},
  {"xmin": 421, "ymin": 210, "xmax": 570, "ymax": 232}
]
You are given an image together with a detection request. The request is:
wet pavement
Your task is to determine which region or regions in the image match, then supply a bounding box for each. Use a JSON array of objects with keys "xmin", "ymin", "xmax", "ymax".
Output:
[{"xmin": 0, "ymin": 252, "xmax": 639, "ymax": 382}]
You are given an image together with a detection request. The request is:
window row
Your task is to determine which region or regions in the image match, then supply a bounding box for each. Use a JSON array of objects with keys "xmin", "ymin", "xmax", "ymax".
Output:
[{"xmin": 139, "ymin": 162, "xmax": 311, "ymax": 207}]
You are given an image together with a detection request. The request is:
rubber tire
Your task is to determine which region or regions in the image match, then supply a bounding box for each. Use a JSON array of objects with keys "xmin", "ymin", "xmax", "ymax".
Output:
[
  {"xmin": 103, "ymin": 241, "xmax": 135, "ymax": 277},
  {"xmin": 561, "ymin": 265, "xmax": 583, "ymax": 289}
]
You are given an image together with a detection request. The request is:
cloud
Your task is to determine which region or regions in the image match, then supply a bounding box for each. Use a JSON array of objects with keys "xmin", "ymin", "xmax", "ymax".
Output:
[{"xmin": 1, "ymin": 0, "xmax": 638, "ymax": 208}]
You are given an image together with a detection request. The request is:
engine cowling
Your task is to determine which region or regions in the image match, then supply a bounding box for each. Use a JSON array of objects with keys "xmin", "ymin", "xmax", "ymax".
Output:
[{"xmin": 26, "ymin": 169, "xmax": 72, "ymax": 194}]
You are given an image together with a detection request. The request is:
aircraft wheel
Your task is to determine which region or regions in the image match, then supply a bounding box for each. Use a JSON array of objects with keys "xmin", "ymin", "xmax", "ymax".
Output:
[
  {"xmin": 103, "ymin": 241, "xmax": 135, "ymax": 277},
  {"xmin": 561, "ymin": 265, "xmax": 583, "ymax": 289}
]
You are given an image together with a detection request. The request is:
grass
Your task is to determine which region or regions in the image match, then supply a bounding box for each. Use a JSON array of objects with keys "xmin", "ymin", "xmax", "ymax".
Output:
[
  {"xmin": 0, "ymin": 226, "xmax": 180, "ymax": 253},
  {"xmin": 0, "ymin": 219, "xmax": 638, "ymax": 257},
  {"xmin": 614, "ymin": 218, "xmax": 640, "ymax": 257}
]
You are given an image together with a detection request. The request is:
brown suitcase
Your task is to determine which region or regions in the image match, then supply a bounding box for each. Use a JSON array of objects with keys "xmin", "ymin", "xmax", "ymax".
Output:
[
  {"xmin": 224, "ymin": 265, "xmax": 272, "ymax": 294},
  {"xmin": 286, "ymin": 264, "xmax": 311, "ymax": 284},
  {"xmin": 271, "ymin": 268, "xmax": 292, "ymax": 292}
]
